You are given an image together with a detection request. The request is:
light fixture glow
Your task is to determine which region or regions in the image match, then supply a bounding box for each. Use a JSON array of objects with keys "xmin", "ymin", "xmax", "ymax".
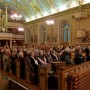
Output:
[
  {"xmin": 50, "ymin": 9, "xmax": 56, "ymax": 14},
  {"xmin": 31, "ymin": 16, "xmax": 36, "ymax": 20},
  {"xmin": 25, "ymin": 18, "xmax": 31, "ymax": 22},
  {"xmin": 60, "ymin": 5, "xmax": 67, "ymax": 11},
  {"xmin": 10, "ymin": 13, "xmax": 22, "ymax": 20},
  {"xmin": 18, "ymin": 28, "xmax": 24, "ymax": 31},
  {"xmin": 37, "ymin": 14, "xmax": 41, "ymax": 18},
  {"xmin": 46, "ymin": 20, "xmax": 54, "ymax": 25},
  {"xmin": 43, "ymin": 12, "xmax": 49, "ymax": 16},
  {"xmin": 70, "ymin": 1, "xmax": 78, "ymax": 8},
  {"xmin": 83, "ymin": 0, "xmax": 90, "ymax": 4}
]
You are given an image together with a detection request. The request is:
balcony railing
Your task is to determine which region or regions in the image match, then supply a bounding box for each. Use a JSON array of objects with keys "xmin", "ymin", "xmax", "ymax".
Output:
[
  {"xmin": 5, "ymin": 21, "xmax": 23, "ymax": 28},
  {"xmin": 0, "ymin": 33, "xmax": 25, "ymax": 40}
]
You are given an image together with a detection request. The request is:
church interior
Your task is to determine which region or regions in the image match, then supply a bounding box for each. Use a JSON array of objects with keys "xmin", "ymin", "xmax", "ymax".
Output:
[{"xmin": 0, "ymin": 0, "xmax": 90, "ymax": 90}]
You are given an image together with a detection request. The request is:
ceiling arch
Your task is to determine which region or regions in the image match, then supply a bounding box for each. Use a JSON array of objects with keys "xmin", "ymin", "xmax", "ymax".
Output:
[{"xmin": 0, "ymin": 0, "xmax": 90, "ymax": 22}]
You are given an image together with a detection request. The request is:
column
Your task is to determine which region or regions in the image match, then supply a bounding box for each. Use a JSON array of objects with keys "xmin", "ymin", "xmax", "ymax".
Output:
[
  {"xmin": 10, "ymin": 39, "xmax": 12, "ymax": 48},
  {"xmin": 57, "ymin": 26, "xmax": 60, "ymax": 45},
  {"xmin": 5, "ymin": 4, "xmax": 8, "ymax": 32},
  {"xmin": 5, "ymin": 4, "xmax": 8, "ymax": 23},
  {"xmin": 37, "ymin": 29, "xmax": 40, "ymax": 45},
  {"xmin": 6, "ymin": 40, "xmax": 8, "ymax": 46},
  {"xmin": 50, "ymin": 25, "xmax": 53, "ymax": 43},
  {"xmin": 0, "ymin": 9, "xmax": 2, "ymax": 28}
]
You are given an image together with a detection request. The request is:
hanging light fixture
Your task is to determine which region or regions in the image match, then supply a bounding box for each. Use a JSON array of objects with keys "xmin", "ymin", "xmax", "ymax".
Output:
[{"xmin": 10, "ymin": 0, "xmax": 22, "ymax": 21}]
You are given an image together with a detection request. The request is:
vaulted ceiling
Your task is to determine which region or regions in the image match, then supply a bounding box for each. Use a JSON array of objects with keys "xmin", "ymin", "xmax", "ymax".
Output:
[{"xmin": 0, "ymin": 0, "xmax": 90, "ymax": 22}]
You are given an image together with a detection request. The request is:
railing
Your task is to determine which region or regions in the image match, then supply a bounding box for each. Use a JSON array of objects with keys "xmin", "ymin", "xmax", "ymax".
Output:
[
  {"xmin": 0, "ymin": 33, "xmax": 24, "ymax": 40},
  {"xmin": 5, "ymin": 22, "xmax": 23, "ymax": 28}
]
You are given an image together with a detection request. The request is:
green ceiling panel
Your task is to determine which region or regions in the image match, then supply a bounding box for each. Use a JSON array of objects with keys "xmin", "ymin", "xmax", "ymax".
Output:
[{"xmin": 0, "ymin": 0, "xmax": 90, "ymax": 22}]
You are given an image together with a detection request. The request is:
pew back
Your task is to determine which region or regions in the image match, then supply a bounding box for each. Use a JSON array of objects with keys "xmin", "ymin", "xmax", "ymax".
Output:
[
  {"xmin": 38, "ymin": 64, "xmax": 51, "ymax": 90},
  {"xmin": 57, "ymin": 61, "xmax": 90, "ymax": 90}
]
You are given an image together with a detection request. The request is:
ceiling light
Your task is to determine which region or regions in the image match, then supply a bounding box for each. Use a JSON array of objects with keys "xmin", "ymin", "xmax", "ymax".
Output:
[
  {"xmin": 70, "ymin": 1, "xmax": 78, "ymax": 8},
  {"xmin": 83, "ymin": 0, "xmax": 90, "ymax": 4},
  {"xmin": 60, "ymin": 5, "xmax": 67, "ymax": 11},
  {"xmin": 37, "ymin": 14, "xmax": 41, "ymax": 18},
  {"xmin": 31, "ymin": 16, "xmax": 36, "ymax": 20},
  {"xmin": 50, "ymin": 9, "xmax": 56, "ymax": 14},
  {"xmin": 25, "ymin": 18, "xmax": 31, "ymax": 22},
  {"xmin": 43, "ymin": 12, "xmax": 49, "ymax": 16}
]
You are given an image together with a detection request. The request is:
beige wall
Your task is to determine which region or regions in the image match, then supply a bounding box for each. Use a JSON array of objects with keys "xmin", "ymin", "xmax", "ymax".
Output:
[{"xmin": 25, "ymin": 4, "xmax": 90, "ymax": 45}]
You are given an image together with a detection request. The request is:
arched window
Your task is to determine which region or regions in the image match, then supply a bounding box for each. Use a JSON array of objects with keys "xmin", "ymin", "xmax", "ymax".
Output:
[{"xmin": 63, "ymin": 23, "xmax": 71, "ymax": 42}]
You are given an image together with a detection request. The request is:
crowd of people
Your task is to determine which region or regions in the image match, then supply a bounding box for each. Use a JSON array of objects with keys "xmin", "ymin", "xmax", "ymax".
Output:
[{"xmin": 0, "ymin": 44, "xmax": 90, "ymax": 84}]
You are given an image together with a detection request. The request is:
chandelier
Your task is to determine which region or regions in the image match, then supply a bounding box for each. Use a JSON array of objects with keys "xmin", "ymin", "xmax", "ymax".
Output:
[
  {"xmin": 10, "ymin": 0, "xmax": 22, "ymax": 21},
  {"xmin": 10, "ymin": 13, "xmax": 22, "ymax": 20}
]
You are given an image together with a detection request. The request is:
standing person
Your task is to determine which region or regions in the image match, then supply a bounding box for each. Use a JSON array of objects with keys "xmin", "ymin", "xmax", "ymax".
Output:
[
  {"xmin": 10, "ymin": 51, "xmax": 17, "ymax": 75},
  {"xmin": 18, "ymin": 51, "xmax": 25, "ymax": 79},
  {"xmin": 0, "ymin": 48, "xmax": 4, "ymax": 69}
]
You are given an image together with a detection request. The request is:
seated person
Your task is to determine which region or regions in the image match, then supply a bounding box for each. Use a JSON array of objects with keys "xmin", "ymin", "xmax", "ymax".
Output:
[
  {"xmin": 38, "ymin": 50, "xmax": 47, "ymax": 65},
  {"xmin": 45, "ymin": 50, "xmax": 53, "ymax": 63},
  {"xmin": 50, "ymin": 50, "xmax": 58, "ymax": 62},
  {"xmin": 26, "ymin": 51, "xmax": 38, "ymax": 84},
  {"xmin": 74, "ymin": 48, "xmax": 84, "ymax": 64},
  {"xmin": 84, "ymin": 45, "xmax": 90, "ymax": 61},
  {"xmin": 60, "ymin": 47, "xmax": 73, "ymax": 64}
]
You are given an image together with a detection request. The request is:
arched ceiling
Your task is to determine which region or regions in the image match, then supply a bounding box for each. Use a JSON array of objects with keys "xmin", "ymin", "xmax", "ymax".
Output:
[{"xmin": 0, "ymin": 0, "xmax": 90, "ymax": 22}]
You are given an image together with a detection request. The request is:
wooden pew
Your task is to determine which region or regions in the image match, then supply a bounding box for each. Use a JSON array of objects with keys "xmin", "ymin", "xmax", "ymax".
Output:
[
  {"xmin": 38, "ymin": 64, "xmax": 50, "ymax": 90},
  {"xmin": 38, "ymin": 61, "xmax": 90, "ymax": 90},
  {"xmin": 25, "ymin": 60, "xmax": 31, "ymax": 83},
  {"xmin": 68, "ymin": 68, "xmax": 90, "ymax": 90},
  {"xmin": 57, "ymin": 61, "xmax": 90, "ymax": 90},
  {"xmin": 16, "ymin": 60, "xmax": 20, "ymax": 78},
  {"xmin": 38, "ymin": 62, "xmax": 65, "ymax": 90}
]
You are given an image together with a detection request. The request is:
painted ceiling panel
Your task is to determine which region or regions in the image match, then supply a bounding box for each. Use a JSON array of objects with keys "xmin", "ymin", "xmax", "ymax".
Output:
[{"xmin": 0, "ymin": 0, "xmax": 90, "ymax": 22}]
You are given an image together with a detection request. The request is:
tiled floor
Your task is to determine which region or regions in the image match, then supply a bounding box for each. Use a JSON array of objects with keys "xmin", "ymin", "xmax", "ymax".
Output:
[{"xmin": 0, "ymin": 70, "xmax": 39, "ymax": 90}]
